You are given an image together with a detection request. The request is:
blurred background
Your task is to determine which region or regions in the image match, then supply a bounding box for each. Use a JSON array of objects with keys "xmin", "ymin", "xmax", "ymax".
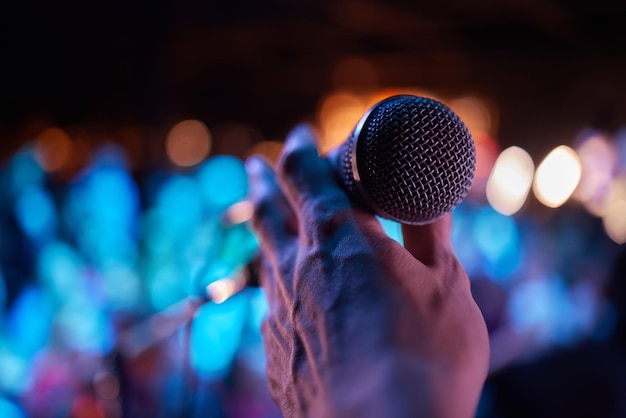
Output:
[{"xmin": 1, "ymin": 1, "xmax": 626, "ymax": 417}]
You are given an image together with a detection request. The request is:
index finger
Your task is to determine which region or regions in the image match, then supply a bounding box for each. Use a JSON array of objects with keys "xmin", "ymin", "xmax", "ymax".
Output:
[{"xmin": 276, "ymin": 124, "xmax": 353, "ymax": 237}]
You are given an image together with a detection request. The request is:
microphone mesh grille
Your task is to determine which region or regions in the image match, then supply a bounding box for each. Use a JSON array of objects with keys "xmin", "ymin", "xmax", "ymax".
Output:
[{"xmin": 355, "ymin": 95, "xmax": 476, "ymax": 224}]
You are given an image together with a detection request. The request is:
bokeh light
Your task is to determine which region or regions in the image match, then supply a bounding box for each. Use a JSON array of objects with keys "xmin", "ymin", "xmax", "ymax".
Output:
[
  {"xmin": 573, "ymin": 132, "xmax": 618, "ymax": 216},
  {"xmin": 6, "ymin": 286, "xmax": 54, "ymax": 358},
  {"xmin": 225, "ymin": 200, "xmax": 254, "ymax": 225},
  {"xmin": 166, "ymin": 119, "xmax": 211, "ymax": 167},
  {"xmin": 317, "ymin": 91, "xmax": 368, "ymax": 153},
  {"xmin": 93, "ymin": 371, "xmax": 120, "ymax": 401},
  {"xmin": 486, "ymin": 146, "xmax": 535, "ymax": 216},
  {"xmin": 197, "ymin": 156, "xmax": 248, "ymax": 211},
  {"xmin": 34, "ymin": 127, "xmax": 73, "ymax": 173},
  {"xmin": 0, "ymin": 270, "xmax": 6, "ymax": 312},
  {"xmin": 472, "ymin": 206, "xmax": 522, "ymax": 281},
  {"xmin": 14, "ymin": 185, "xmax": 57, "ymax": 245},
  {"xmin": 602, "ymin": 174, "xmax": 626, "ymax": 244},
  {"xmin": 470, "ymin": 131, "xmax": 500, "ymax": 197},
  {"xmin": 615, "ymin": 127, "xmax": 626, "ymax": 172},
  {"xmin": 10, "ymin": 148, "xmax": 44, "ymax": 194},
  {"xmin": 448, "ymin": 95, "xmax": 494, "ymax": 137},
  {"xmin": 0, "ymin": 397, "xmax": 25, "ymax": 418},
  {"xmin": 533, "ymin": 146, "xmax": 582, "ymax": 208},
  {"xmin": 207, "ymin": 276, "xmax": 243, "ymax": 304},
  {"xmin": 190, "ymin": 294, "xmax": 247, "ymax": 377}
]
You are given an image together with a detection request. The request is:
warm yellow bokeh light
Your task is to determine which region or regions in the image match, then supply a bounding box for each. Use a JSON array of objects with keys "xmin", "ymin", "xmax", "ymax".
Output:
[
  {"xmin": 533, "ymin": 146, "xmax": 582, "ymax": 208},
  {"xmin": 365, "ymin": 88, "xmax": 438, "ymax": 110},
  {"xmin": 225, "ymin": 200, "xmax": 254, "ymax": 225},
  {"xmin": 603, "ymin": 201, "xmax": 626, "ymax": 244},
  {"xmin": 34, "ymin": 127, "xmax": 73, "ymax": 172},
  {"xmin": 166, "ymin": 120, "xmax": 211, "ymax": 167},
  {"xmin": 206, "ymin": 279, "xmax": 239, "ymax": 304},
  {"xmin": 486, "ymin": 146, "xmax": 535, "ymax": 216},
  {"xmin": 317, "ymin": 92, "xmax": 368, "ymax": 153}
]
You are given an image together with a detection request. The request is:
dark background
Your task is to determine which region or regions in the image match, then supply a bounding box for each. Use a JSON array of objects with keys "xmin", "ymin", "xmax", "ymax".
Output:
[{"xmin": 2, "ymin": 0, "xmax": 626, "ymax": 160}]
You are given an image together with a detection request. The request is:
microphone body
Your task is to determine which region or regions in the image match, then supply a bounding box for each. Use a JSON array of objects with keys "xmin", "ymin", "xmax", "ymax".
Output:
[{"xmin": 329, "ymin": 95, "xmax": 476, "ymax": 225}]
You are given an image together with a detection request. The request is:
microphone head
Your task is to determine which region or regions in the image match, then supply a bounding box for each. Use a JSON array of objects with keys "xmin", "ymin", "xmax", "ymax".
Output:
[{"xmin": 339, "ymin": 95, "xmax": 476, "ymax": 225}]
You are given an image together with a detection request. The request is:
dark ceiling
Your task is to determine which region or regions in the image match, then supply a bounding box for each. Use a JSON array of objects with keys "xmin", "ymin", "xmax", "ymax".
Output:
[{"xmin": 2, "ymin": 0, "xmax": 626, "ymax": 159}]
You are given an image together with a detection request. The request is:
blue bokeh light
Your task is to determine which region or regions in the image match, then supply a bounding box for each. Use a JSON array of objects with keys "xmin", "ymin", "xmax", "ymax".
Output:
[
  {"xmin": 472, "ymin": 206, "xmax": 522, "ymax": 282},
  {"xmin": 197, "ymin": 156, "xmax": 248, "ymax": 211},
  {"xmin": 56, "ymin": 294, "xmax": 115, "ymax": 354},
  {"xmin": 190, "ymin": 293, "xmax": 247, "ymax": 378},
  {"xmin": 0, "ymin": 397, "xmax": 26, "ymax": 418},
  {"xmin": 13, "ymin": 185, "xmax": 58, "ymax": 245},
  {"xmin": 0, "ymin": 269, "xmax": 6, "ymax": 312},
  {"xmin": 9, "ymin": 148, "xmax": 44, "ymax": 196},
  {"xmin": 156, "ymin": 175, "xmax": 203, "ymax": 238},
  {"xmin": 508, "ymin": 274, "xmax": 580, "ymax": 347},
  {"xmin": 63, "ymin": 146, "xmax": 140, "ymax": 265},
  {"xmin": 6, "ymin": 286, "xmax": 54, "ymax": 359},
  {"xmin": 37, "ymin": 242, "xmax": 83, "ymax": 301},
  {"xmin": 378, "ymin": 217, "xmax": 403, "ymax": 245},
  {"xmin": 452, "ymin": 205, "xmax": 484, "ymax": 279}
]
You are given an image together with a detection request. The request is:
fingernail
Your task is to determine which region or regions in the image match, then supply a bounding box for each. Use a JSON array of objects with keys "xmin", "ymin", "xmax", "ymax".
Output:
[{"xmin": 286, "ymin": 123, "xmax": 316, "ymax": 147}]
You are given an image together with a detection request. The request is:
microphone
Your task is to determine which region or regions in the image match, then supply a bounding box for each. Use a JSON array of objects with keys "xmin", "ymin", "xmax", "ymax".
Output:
[{"xmin": 328, "ymin": 95, "xmax": 476, "ymax": 225}]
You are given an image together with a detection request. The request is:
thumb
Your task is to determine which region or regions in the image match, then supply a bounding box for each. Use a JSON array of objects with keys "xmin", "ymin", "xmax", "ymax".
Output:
[{"xmin": 400, "ymin": 213, "xmax": 455, "ymax": 267}]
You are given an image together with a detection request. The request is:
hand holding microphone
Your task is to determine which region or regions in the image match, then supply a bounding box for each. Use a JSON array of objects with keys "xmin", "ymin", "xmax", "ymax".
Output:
[
  {"xmin": 246, "ymin": 95, "xmax": 488, "ymax": 418},
  {"xmin": 328, "ymin": 94, "xmax": 476, "ymax": 225}
]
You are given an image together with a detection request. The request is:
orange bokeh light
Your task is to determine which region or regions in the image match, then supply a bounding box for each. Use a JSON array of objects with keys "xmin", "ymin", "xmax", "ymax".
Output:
[
  {"xmin": 166, "ymin": 120, "xmax": 211, "ymax": 167},
  {"xmin": 34, "ymin": 127, "xmax": 73, "ymax": 172}
]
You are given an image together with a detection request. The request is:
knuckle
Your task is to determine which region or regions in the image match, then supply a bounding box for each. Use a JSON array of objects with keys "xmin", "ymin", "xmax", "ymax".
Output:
[
  {"xmin": 278, "ymin": 145, "xmax": 309, "ymax": 178},
  {"xmin": 250, "ymin": 196, "xmax": 274, "ymax": 228},
  {"xmin": 302, "ymin": 202, "xmax": 353, "ymax": 239}
]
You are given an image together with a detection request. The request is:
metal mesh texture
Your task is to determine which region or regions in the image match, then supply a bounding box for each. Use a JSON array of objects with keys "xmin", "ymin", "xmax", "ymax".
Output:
[{"xmin": 346, "ymin": 95, "xmax": 476, "ymax": 225}]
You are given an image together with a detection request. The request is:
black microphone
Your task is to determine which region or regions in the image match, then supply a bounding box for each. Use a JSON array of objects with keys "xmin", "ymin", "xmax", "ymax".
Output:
[{"xmin": 328, "ymin": 95, "xmax": 476, "ymax": 225}]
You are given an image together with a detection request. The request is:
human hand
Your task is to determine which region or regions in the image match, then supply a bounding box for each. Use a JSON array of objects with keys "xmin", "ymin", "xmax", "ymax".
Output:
[{"xmin": 246, "ymin": 124, "xmax": 489, "ymax": 418}]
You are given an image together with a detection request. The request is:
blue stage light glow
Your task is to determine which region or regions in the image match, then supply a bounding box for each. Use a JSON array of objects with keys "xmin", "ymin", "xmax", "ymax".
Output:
[
  {"xmin": 147, "ymin": 261, "xmax": 188, "ymax": 311},
  {"xmin": 194, "ymin": 261, "xmax": 237, "ymax": 297},
  {"xmin": 56, "ymin": 294, "xmax": 114, "ymax": 354},
  {"xmin": 9, "ymin": 148, "xmax": 44, "ymax": 195},
  {"xmin": 452, "ymin": 205, "xmax": 483, "ymax": 279},
  {"xmin": 219, "ymin": 224, "xmax": 259, "ymax": 270},
  {"xmin": 100, "ymin": 261, "xmax": 142, "ymax": 310},
  {"xmin": 248, "ymin": 288, "xmax": 268, "ymax": 332},
  {"xmin": 508, "ymin": 274, "xmax": 580, "ymax": 346},
  {"xmin": 0, "ymin": 341, "xmax": 30, "ymax": 394},
  {"xmin": 0, "ymin": 396, "xmax": 26, "ymax": 418},
  {"xmin": 6, "ymin": 286, "xmax": 54, "ymax": 359},
  {"xmin": 197, "ymin": 156, "xmax": 248, "ymax": 210},
  {"xmin": 190, "ymin": 293, "xmax": 247, "ymax": 377},
  {"xmin": 63, "ymin": 148, "xmax": 140, "ymax": 265},
  {"xmin": 14, "ymin": 185, "xmax": 57, "ymax": 245},
  {"xmin": 377, "ymin": 217, "xmax": 403, "ymax": 245},
  {"xmin": 242, "ymin": 288, "xmax": 269, "ymax": 375},
  {"xmin": 472, "ymin": 206, "xmax": 522, "ymax": 282},
  {"xmin": 156, "ymin": 175, "xmax": 203, "ymax": 238},
  {"xmin": 37, "ymin": 242, "xmax": 83, "ymax": 301}
]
